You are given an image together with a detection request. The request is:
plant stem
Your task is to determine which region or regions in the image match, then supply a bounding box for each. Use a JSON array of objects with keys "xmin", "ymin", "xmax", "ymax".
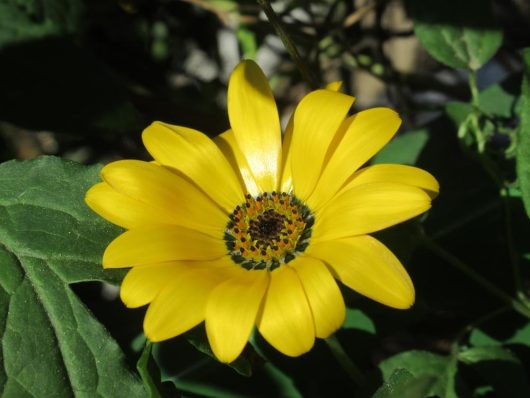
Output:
[
  {"xmin": 137, "ymin": 341, "xmax": 163, "ymax": 398},
  {"xmin": 468, "ymin": 70, "xmax": 480, "ymax": 108},
  {"xmin": 421, "ymin": 236, "xmax": 530, "ymax": 319},
  {"xmin": 431, "ymin": 198, "xmax": 499, "ymax": 240},
  {"xmin": 467, "ymin": 71, "xmax": 488, "ymax": 151},
  {"xmin": 256, "ymin": 0, "xmax": 319, "ymax": 88},
  {"xmin": 324, "ymin": 335, "xmax": 364, "ymax": 385},
  {"xmin": 451, "ymin": 305, "xmax": 510, "ymax": 353}
]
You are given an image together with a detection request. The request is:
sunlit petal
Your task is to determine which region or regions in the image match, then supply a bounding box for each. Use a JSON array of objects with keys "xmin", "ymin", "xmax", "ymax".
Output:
[
  {"xmin": 228, "ymin": 60, "xmax": 281, "ymax": 192},
  {"xmin": 143, "ymin": 122, "xmax": 244, "ymax": 211},
  {"xmin": 257, "ymin": 266, "xmax": 315, "ymax": 356},
  {"xmin": 101, "ymin": 160, "xmax": 226, "ymax": 236},
  {"xmin": 279, "ymin": 116, "xmax": 294, "ymax": 193},
  {"xmin": 215, "ymin": 129, "xmax": 260, "ymax": 196},
  {"xmin": 144, "ymin": 266, "xmax": 229, "ymax": 342},
  {"xmin": 309, "ymin": 108, "xmax": 401, "ymax": 209},
  {"xmin": 309, "ymin": 236, "xmax": 415, "ymax": 309},
  {"xmin": 325, "ymin": 81, "xmax": 343, "ymax": 91},
  {"xmin": 206, "ymin": 269, "xmax": 269, "ymax": 363},
  {"xmin": 86, "ymin": 182, "xmax": 169, "ymax": 229},
  {"xmin": 312, "ymin": 182, "xmax": 431, "ymax": 241},
  {"xmin": 290, "ymin": 256, "xmax": 345, "ymax": 338},
  {"xmin": 120, "ymin": 262, "xmax": 189, "ymax": 308},
  {"xmin": 342, "ymin": 164, "xmax": 440, "ymax": 198},
  {"xmin": 288, "ymin": 89, "xmax": 354, "ymax": 201},
  {"xmin": 103, "ymin": 225, "xmax": 226, "ymax": 268}
]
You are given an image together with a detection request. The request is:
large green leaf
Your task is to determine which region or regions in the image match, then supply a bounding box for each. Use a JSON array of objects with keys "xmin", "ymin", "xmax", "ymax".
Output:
[
  {"xmin": 372, "ymin": 368, "xmax": 435, "ymax": 398},
  {"xmin": 0, "ymin": 156, "xmax": 145, "ymax": 397},
  {"xmin": 408, "ymin": 0, "xmax": 502, "ymax": 70},
  {"xmin": 378, "ymin": 350, "xmax": 458, "ymax": 398},
  {"xmin": 517, "ymin": 48, "xmax": 530, "ymax": 219}
]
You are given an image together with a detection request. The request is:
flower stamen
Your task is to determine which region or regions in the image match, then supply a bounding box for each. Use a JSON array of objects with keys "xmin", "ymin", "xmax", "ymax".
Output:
[{"xmin": 225, "ymin": 192, "xmax": 313, "ymax": 271}]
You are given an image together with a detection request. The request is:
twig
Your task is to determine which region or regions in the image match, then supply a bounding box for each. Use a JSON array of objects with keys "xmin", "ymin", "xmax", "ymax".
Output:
[
  {"xmin": 257, "ymin": 0, "xmax": 320, "ymax": 88},
  {"xmin": 343, "ymin": 1, "xmax": 377, "ymax": 28}
]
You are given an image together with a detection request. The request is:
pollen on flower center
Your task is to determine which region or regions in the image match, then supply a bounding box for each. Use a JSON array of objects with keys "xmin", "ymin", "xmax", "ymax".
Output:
[{"xmin": 224, "ymin": 192, "xmax": 314, "ymax": 271}]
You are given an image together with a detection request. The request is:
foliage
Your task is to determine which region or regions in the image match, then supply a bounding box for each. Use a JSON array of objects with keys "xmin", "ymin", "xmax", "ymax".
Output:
[
  {"xmin": 1, "ymin": 0, "xmax": 530, "ymax": 397},
  {"xmin": 0, "ymin": 157, "xmax": 144, "ymax": 397}
]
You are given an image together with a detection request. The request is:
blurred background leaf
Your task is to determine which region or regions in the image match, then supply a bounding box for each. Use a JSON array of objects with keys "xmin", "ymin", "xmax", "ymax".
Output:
[
  {"xmin": 408, "ymin": 0, "xmax": 502, "ymax": 70},
  {"xmin": 0, "ymin": 0, "xmax": 84, "ymax": 48}
]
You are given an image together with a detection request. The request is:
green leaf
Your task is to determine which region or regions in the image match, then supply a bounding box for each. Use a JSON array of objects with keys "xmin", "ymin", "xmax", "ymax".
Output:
[
  {"xmin": 470, "ymin": 320, "xmax": 530, "ymax": 348},
  {"xmin": 137, "ymin": 341, "xmax": 178, "ymax": 398},
  {"xmin": 185, "ymin": 326, "xmax": 263, "ymax": 377},
  {"xmin": 458, "ymin": 346, "xmax": 530, "ymax": 398},
  {"xmin": 378, "ymin": 350, "xmax": 458, "ymax": 398},
  {"xmin": 516, "ymin": 48, "xmax": 530, "ymax": 219},
  {"xmin": 478, "ymin": 81, "xmax": 519, "ymax": 118},
  {"xmin": 236, "ymin": 26, "xmax": 258, "ymax": 59},
  {"xmin": 0, "ymin": 0, "xmax": 83, "ymax": 48},
  {"xmin": 372, "ymin": 129, "xmax": 429, "ymax": 165},
  {"xmin": 373, "ymin": 368, "xmax": 436, "ymax": 398},
  {"xmin": 458, "ymin": 346, "xmax": 519, "ymax": 364},
  {"xmin": 408, "ymin": 0, "xmax": 502, "ymax": 70},
  {"xmin": 445, "ymin": 102, "xmax": 473, "ymax": 128},
  {"xmin": 343, "ymin": 308, "xmax": 376, "ymax": 334},
  {"xmin": 0, "ymin": 156, "xmax": 145, "ymax": 397},
  {"xmin": 469, "ymin": 329, "xmax": 499, "ymax": 347},
  {"xmin": 137, "ymin": 342, "xmax": 162, "ymax": 398}
]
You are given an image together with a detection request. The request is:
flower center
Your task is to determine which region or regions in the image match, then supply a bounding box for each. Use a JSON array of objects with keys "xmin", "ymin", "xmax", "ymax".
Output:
[{"xmin": 224, "ymin": 192, "xmax": 314, "ymax": 271}]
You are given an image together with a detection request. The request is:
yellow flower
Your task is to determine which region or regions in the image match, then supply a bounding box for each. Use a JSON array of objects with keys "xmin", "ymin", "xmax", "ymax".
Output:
[{"xmin": 86, "ymin": 60, "xmax": 439, "ymax": 364}]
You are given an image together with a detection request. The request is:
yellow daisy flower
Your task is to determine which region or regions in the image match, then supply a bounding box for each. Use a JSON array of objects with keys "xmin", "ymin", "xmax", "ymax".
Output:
[{"xmin": 86, "ymin": 60, "xmax": 439, "ymax": 364}]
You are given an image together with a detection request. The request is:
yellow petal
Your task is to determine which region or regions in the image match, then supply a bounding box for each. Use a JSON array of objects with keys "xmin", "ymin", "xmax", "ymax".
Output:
[
  {"xmin": 214, "ymin": 129, "xmax": 260, "ymax": 196},
  {"xmin": 290, "ymin": 256, "xmax": 345, "ymax": 338},
  {"xmin": 86, "ymin": 182, "xmax": 168, "ymax": 229},
  {"xmin": 257, "ymin": 266, "xmax": 315, "ymax": 356},
  {"xmin": 280, "ymin": 79, "xmax": 349, "ymax": 192},
  {"xmin": 289, "ymin": 89, "xmax": 354, "ymax": 201},
  {"xmin": 143, "ymin": 266, "xmax": 228, "ymax": 342},
  {"xmin": 142, "ymin": 122, "xmax": 244, "ymax": 212},
  {"xmin": 103, "ymin": 225, "xmax": 226, "ymax": 268},
  {"xmin": 343, "ymin": 164, "xmax": 440, "ymax": 198},
  {"xmin": 312, "ymin": 182, "xmax": 432, "ymax": 242},
  {"xmin": 206, "ymin": 269, "xmax": 269, "ymax": 363},
  {"xmin": 101, "ymin": 160, "xmax": 226, "ymax": 237},
  {"xmin": 120, "ymin": 262, "xmax": 189, "ymax": 308},
  {"xmin": 325, "ymin": 81, "xmax": 343, "ymax": 91},
  {"xmin": 308, "ymin": 236, "xmax": 414, "ymax": 309},
  {"xmin": 228, "ymin": 60, "xmax": 281, "ymax": 192},
  {"xmin": 309, "ymin": 108, "xmax": 401, "ymax": 209},
  {"xmin": 279, "ymin": 116, "xmax": 294, "ymax": 192}
]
